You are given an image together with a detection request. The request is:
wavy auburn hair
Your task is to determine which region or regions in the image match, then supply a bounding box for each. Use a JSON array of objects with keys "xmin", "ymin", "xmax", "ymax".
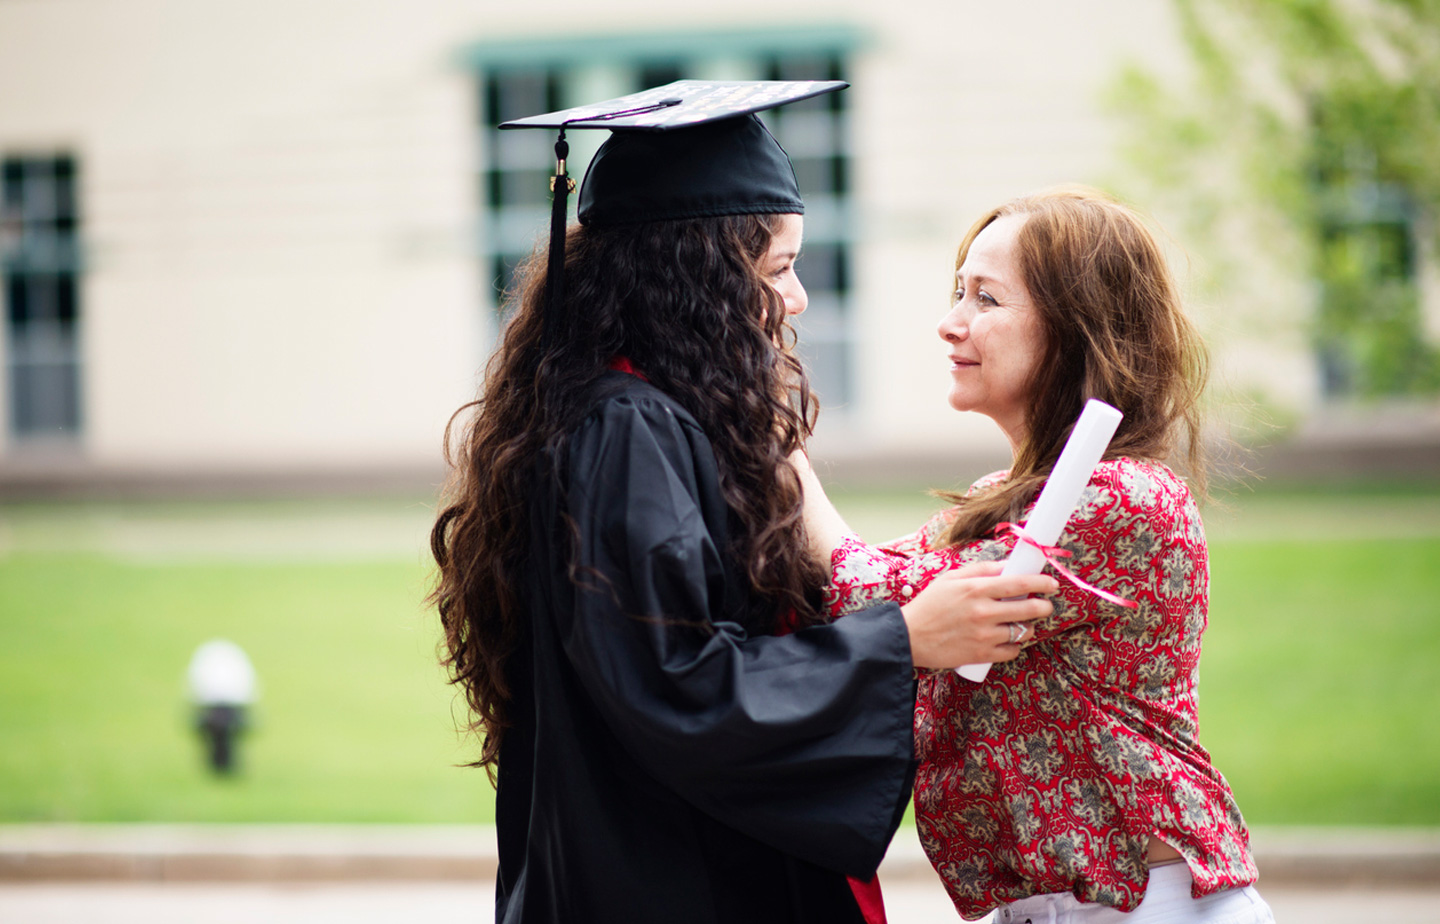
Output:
[
  {"xmin": 939, "ymin": 187, "xmax": 1208, "ymax": 547},
  {"xmin": 429, "ymin": 213, "xmax": 825, "ymax": 774}
]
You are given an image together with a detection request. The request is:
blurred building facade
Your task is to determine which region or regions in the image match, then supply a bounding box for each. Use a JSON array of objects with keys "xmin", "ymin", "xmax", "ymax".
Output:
[{"xmin": 1, "ymin": 0, "xmax": 1420, "ymax": 490}]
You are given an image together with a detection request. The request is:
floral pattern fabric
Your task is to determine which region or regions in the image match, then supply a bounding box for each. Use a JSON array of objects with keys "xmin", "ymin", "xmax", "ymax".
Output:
[{"xmin": 825, "ymin": 459, "xmax": 1257, "ymax": 918}]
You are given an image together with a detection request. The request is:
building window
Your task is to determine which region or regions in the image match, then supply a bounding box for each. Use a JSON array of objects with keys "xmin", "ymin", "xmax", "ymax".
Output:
[
  {"xmin": 2, "ymin": 155, "xmax": 82, "ymax": 442},
  {"xmin": 472, "ymin": 29, "xmax": 859, "ymax": 408},
  {"xmin": 482, "ymin": 70, "xmax": 563, "ymax": 305},
  {"xmin": 761, "ymin": 53, "xmax": 851, "ymax": 406},
  {"xmin": 1314, "ymin": 178, "xmax": 1426, "ymax": 398}
]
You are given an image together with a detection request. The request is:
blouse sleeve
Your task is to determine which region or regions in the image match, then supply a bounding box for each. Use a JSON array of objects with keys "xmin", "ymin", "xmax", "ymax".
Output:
[
  {"xmin": 823, "ymin": 478, "xmax": 1004, "ymax": 620},
  {"xmin": 1020, "ymin": 458, "xmax": 1206, "ymax": 648},
  {"xmin": 823, "ymin": 505, "xmax": 954, "ymax": 619},
  {"xmin": 821, "ymin": 462, "xmax": 1203, "ymax": 650}
]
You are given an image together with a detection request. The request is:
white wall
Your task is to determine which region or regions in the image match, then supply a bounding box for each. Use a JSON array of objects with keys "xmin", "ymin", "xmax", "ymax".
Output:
[
  {"xmin": 0, "ymin": 0, "xmax": 489, "ymax": 469},
  {"xmin": 0, "ymin": 0, "xmax": 1314, "ymax": 476}
]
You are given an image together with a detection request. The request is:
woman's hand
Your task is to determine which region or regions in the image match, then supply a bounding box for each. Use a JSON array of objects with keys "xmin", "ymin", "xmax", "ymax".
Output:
[{"xmin": 901, "ymin": 561, "xmax": 1057, "ymax": 669}]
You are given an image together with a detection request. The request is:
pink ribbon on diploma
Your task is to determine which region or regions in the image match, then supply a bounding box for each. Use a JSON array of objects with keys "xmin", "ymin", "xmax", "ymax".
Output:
[{"xmin": 994, "ymin": 522, "xmax": 1138, "ymax": 609}]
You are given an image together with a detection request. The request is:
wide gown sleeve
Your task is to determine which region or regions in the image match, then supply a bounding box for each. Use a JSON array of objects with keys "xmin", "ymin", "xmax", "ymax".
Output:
[{"xmin": 556, "ymin": 394, "xmax": 917, "ymax": 880}]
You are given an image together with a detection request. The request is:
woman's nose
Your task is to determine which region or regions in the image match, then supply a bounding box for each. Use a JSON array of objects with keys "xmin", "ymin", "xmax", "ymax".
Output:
[
  {"xmin": 938, "ymin": 306, "xmax": 968, "ymax": 342},
  {"xmin": 785, "ymin": 280, "xmax": 808, "ymax": 316}
]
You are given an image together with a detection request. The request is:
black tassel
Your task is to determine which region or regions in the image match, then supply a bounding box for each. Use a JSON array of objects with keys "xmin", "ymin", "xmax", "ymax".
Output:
[{"xmin": 543, "ymin": 130, "xmax": 572, "ymax": 346}]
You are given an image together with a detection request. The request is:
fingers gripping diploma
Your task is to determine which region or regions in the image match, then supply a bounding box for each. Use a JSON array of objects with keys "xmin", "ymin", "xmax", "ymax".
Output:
[{"xmin": 900, "ymin": 562, "xmax": 1058, "ymax": 670}]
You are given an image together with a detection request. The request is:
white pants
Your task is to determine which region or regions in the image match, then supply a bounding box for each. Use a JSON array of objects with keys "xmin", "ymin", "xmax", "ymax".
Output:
[{"xmin": 992, "ymin": 863, "xmax": 1274, "ymax": 924}]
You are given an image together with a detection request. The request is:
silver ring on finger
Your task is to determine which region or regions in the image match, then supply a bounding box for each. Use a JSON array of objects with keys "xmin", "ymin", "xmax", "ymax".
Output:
[
  {"xmin": 1014, "ymin": 622, "xmax": 1030, "ymax": 643},
  {"xmin": 1007, "ymin": 622, "xmax": 1020, "ymax": 644}
]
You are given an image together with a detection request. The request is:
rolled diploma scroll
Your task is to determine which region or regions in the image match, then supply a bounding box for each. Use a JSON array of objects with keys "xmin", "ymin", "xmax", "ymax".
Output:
[{"xmin": 956, "ymin": 398, "xmax": 1124, "ymax": 682}]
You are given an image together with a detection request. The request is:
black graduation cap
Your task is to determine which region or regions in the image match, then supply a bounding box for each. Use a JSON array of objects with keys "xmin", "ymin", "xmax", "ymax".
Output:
[{"xmin": 498, "ymin": 79, "xmax": 848, "ymax": 340}]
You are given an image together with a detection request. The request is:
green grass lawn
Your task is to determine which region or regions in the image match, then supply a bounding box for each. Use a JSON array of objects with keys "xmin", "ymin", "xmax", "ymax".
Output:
[
  {"xmin": 1203, "ymin": 539, "xmax": 1440, "ymax": 825},
  {"xmin": 0, "ymin": 552, "xmax": 488, "ymax": 823},
  {"xmin": 0, "ymin": 484, "xmax": 1437, "ymax": 825}
]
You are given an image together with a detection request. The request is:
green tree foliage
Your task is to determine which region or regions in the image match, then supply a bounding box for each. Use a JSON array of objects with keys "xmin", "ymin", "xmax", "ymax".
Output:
[{"xmin": 1109, "ymin": 0, "xmax": 1440, "ymax": 397}]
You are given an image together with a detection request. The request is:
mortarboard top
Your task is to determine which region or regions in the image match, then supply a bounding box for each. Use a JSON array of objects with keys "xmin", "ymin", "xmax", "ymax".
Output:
[
  {"xmin": 499, "ymin": 80, "xmax": 848, "ymax": 343},
  {"xmin": 498, "ymin": 79, "xmax": 848, "ymax": 132}
]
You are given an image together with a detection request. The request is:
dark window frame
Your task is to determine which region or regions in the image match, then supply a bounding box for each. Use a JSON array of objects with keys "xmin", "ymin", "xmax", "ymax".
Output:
[{"xmin": 2, "ymin": 153, "xmax": 83, "ymax": 441}]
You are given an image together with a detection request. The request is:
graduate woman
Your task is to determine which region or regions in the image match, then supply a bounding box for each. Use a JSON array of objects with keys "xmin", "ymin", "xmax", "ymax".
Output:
[{"xmin": 429, "ymin": 82, "xmax": 1058, "ymax": 924}]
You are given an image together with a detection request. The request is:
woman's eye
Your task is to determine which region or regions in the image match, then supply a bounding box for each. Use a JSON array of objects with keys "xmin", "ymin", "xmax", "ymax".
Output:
[{"xmin": 977, "ymin": 290, "xmax": 997, "ymax": 309}]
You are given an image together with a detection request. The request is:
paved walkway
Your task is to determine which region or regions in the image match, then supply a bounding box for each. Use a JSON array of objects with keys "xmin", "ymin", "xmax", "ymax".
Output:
[
  {"xmin": 2, "ymin": 824, "xmax": 1439, "ymax": 922},
  {"xmin": 4, "ymin": 879, "xmax": 1440, "ymax": 923}
]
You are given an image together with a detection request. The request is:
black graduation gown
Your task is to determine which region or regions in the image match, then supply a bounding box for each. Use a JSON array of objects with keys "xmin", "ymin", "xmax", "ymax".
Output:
[{"xmin": 494, "ymin": 372, "xmax": 917, "ymax": 924}]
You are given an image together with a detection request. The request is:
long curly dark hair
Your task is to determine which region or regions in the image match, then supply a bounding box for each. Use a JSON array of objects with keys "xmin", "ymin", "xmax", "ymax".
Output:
[
  {"xmin": 430, "ymin": 213, "xmax": 825, "ymax": 773},
  {"xmin": 939, "ymin": 187, "xmax": 1209, "ymax": 547}
]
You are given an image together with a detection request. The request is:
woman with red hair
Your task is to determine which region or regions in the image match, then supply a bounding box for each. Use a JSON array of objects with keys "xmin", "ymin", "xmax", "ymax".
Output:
[{"xmin": 798, "ymin": 188, "xmax": 1273, "ymax": 923}]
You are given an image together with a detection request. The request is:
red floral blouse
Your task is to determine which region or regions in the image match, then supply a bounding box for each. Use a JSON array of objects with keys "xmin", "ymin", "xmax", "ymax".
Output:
[{"xmin": 825, "ymin": 458, "xmax": 1257, "ymax": 918}]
